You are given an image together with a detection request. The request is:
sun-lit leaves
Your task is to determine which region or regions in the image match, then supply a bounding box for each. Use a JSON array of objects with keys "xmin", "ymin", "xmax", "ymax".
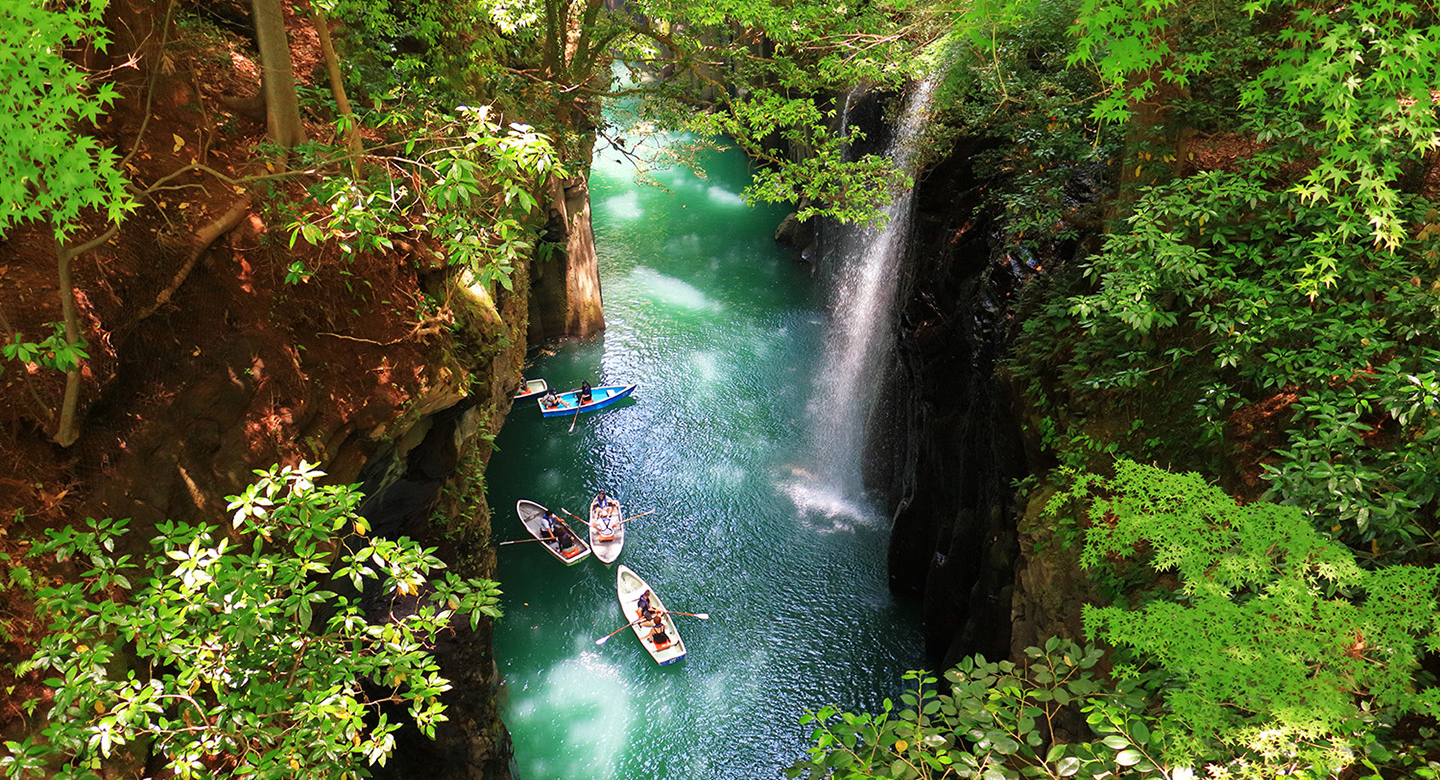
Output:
[
  {"xmin": 1061, "ymin": 460, "xmax": 1440, "ymax": 772},
  {"xmin": 284, "ymin": 105, "xmax": 561, "ymax": 291},
  {"xmin": 789, "ymin": 640, "xmax": 1177, "ymax": 780},
  {"xmin": 0, "ymin": 463, "xmax": 501, "ymax": 780},
  {"xmin": 2, "ymin": 322, "xmax": 89, "ymax": 375},
  {"xmin": 0, "ymin": 0, "xmax": 134, "ymax": 242}
]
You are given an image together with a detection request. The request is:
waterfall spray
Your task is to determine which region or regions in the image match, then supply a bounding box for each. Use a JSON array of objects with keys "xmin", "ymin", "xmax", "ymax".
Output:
[{"xmin": 791, "ymin": 61, "xmax": 950, "ymax": 522}]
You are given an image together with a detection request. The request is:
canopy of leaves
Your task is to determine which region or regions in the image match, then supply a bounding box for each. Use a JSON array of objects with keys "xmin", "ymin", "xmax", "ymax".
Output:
[
  {"xmin": 1061, "ymin": 460, "xmax": 1440, "ymax": 772},
  {"xmin": 788, "ymin": 641, "xmax": 1173, "ymax": 780},
  {"xmin": 283, "ymin": 105, "xmax": 561, "ymax": 291},
  {"xmin": 1, "ymin": 464, "xmax": 501, "ymax": 780},
  {"xmin": 0, "ymin": 0, "xmax": 133, "ymax": 241}
]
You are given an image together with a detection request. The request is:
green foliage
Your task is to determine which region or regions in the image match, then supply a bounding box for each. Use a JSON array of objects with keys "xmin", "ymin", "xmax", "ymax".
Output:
[
  {"xmin": 1240, "ymin": 0, "xmax": 1440, "ymax": 255},
  {"xmin": 1068, "ymin": 0, "xmax": 1440, "ymax": 260},
  {"xmin": 439, "ymin": 0, "xmax": 945, "ymax": 223},
  {"xmin": 794, "ymin": 464, "xmax": 1438, "ymax": 779},
  {"xmin": 690, "ymin": 94, "xmax": 909, "ymax": 225},
  {"xmin": 0, "ymin": 0, "xmax": 134, "ymax": 241},
  {"xmin": 326, "ymin": 0, "xmax": 511, "ymax": 108},
  {"xmin": 1018, "ymin": 163, "xmax": 1440, "ymax": 556},
  {"xmin": 888, "ymin": 0, "xmax": 1115, "ymax": 241},
  {"xmin": 284, "ymin": 106, "xmax": 561, "ymax": 292},
  {"xmin": 789, "ymin": 639, "xmax": 1175, "ymax": 780},
  {"xmin": 0, "ymin": 463, "xmax": 502, "ymax": 780},
  {"xmin": 1067, "ymin": 0, "xmax": 1217, "ymax": 125},
  {"xmin": 1060, "ymin": 460, "xmax": 1440, "ymax": 774},
  {"xmin": 3, "ymin": 322, "xmax": 89, "ymax": 373}
]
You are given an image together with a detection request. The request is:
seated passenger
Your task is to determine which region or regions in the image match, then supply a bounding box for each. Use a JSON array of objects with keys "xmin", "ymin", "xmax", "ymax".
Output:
[{"xmin": 649, "ymin": 620, "xmax": 670, "ymax": 649}]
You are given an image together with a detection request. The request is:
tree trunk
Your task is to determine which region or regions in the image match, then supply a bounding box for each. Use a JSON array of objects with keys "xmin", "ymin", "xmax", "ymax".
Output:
[
  {"xmin": 252, "ymin": 0, "xmax": 306, "ymax": 149},
  {"xmin": 53, "ymin": 236, "xmax": 84, "ymax": 448},
  {"xmin": 309, "ymin": 2, "xmax": 361, "ymax": 176}
]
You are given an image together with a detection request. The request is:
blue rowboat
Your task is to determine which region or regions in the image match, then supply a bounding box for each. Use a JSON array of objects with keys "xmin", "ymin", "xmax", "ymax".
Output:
[{"xmin": 537, "ymin": 384, "xmax": 637, "ymax": 418}]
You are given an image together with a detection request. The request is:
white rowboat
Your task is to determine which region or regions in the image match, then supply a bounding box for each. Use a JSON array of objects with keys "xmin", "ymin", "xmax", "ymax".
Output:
[
  {"xmin": 515, "ymin": 378, "xmax": 548, "ymax": 401},
  {"xmin": 616, "ymin": 565, "xmax": 685, "ymax": 665},
  {"xmin": 516, "ymin": 499, "xmax": 591, "ymax": 565},
  {"xmin": 588, "ymin": 493, "xmax": 625, "ymax": 564}
]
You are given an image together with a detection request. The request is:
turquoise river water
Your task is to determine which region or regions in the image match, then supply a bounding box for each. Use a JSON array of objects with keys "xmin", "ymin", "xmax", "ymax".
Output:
[{"xmin": 486, "ymin": 136, "xmax": 924, "ymax": 779}]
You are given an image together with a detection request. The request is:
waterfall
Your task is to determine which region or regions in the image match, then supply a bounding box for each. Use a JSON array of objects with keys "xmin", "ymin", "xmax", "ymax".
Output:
[{"xmin": 790, "ymin": 68, "xmax": 947, "ymax": 523}]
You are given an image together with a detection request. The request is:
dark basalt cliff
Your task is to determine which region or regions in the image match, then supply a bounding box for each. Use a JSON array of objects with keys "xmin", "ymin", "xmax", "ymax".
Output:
[
  {"xmin": 885, "ymin": 140, "xmax": 1028, "ymax": 669},
  {"xmin": 873, "ymin": 118, "xmax": 1104, "ymax": 669}
]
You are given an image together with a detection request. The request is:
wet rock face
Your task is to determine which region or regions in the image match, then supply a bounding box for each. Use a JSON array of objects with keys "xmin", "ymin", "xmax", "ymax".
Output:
[
  {"xmin": 774, "ymin": 212, "xmax": 816, "ymax": 258},
  {"xmin": 885, "ymin": 139, "xmax": 1035, "ymax": 668}
]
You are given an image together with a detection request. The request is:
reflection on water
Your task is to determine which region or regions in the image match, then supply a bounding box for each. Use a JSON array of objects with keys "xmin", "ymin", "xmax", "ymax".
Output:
[{"xmin": 487, "ymin": 135, "xmax": 922, "ymax": 780}]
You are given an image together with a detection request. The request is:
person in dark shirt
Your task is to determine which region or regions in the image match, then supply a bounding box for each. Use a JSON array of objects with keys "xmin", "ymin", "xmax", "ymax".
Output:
[
  {"xmin": 579, "ymin": 380, "xmax": 593, "ymax": 404},
  {"xmin": 648, "ymin": 617, "xmax": 670, "ymax": 649},
  {"xmin": 541, "ymin": 511, "xmax": 574, "ymax": 549}
]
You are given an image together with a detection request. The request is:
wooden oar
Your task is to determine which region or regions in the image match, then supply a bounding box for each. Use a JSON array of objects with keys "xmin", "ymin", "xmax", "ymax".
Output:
[
  {"xmin": 560, "ymin": 507, "xmax": 589, "ymax": 528},
  {"xmin": 594, "ymin": 609, "xmax": 710, "ymax": 645},
  {"xmin": 568, "ymin": 392, "xmax": 583, "ymax": 432},
  {"xmin": 595, "ymin": 615, "xmax": 648, "ymax": 645},
  {"xmin": 617, "ymin": 510, "xmax": 654, "ymax": 525},
  {"xmin": 659, "ymin": 609, "xmax": 709, "ymax": 619},
  {"xmin": 564, "ymin": 507, "xmax": 651, "ymax": 529},
  {"xmin": 497, "ymin": 537, "xmax": 549, "ymax": 547}
]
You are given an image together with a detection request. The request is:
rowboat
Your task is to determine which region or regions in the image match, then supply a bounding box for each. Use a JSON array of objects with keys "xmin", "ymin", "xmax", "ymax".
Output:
[
  {"xmin": 516, "ymin": 499, "xmax": 591, "ymax": 565},
  {"xmin": 588, "ymin": 493, "xmax": 625, "ymax": 564},
  {"xmin": 616, "ymin": 565, "xmax": 685, "ymax": 665},
  {"xmin": 537, "ymin": 384, "xmax": 638, "ymax": 418},
  {"xmin": 514, "ymin": 378, "xmax": 548, "ymax": 401}
]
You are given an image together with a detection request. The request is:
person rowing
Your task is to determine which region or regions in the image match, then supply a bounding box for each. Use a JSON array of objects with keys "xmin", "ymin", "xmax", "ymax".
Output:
[
  {"xmin": 593, "ymin": 490, "xmax": 620, "ymax": 540},
  {"xmin": 541, "ymin": 511, "xmax": 576, "ymax": 549},
  {"xmin": 647, "ymin": 615, "xmax": 671, "ymax": 649},
  {"xmin": 579, "ymin": 380, "xmax": 593, "ymax": 404}
]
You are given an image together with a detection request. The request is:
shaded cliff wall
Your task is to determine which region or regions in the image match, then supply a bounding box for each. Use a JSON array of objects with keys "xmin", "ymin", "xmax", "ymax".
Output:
[
  {"xmin": 884, "ymin": 140, "xmax": 1034, "ymax": 669},
  {"xmin": 871, "ymin": 116, "xmax": 1102, "ymax": 668}
]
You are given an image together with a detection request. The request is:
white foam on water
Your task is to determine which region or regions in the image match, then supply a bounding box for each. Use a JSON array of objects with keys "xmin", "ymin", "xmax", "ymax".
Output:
[
  {"xmin": 663, "ymin": 232, "xmax": 704, "ymax": 254},
  {"xmin": 689, "ymin": 351, "xmax": 723, "ymax": 384},
  {"xmin": 535, "ymin": 659, "xmax": 633, "ymax": 779},
  {"xmin": 708, "ymin": 460, "xmax": 746, "ymax": 489},
  {"xmin": 630, "ymin": 267, "xmax": 722, "ymax": 313},
  {"xmin": 603, "ymin": 191, "xmax": 644, "ymax": 220},
  {"xmin": 778, "ymin": 476, "xmax": 876, "ymax": 533},
  {"xmin": 706, "ymin": 186, "xmax": 746, "ymax": 207}
]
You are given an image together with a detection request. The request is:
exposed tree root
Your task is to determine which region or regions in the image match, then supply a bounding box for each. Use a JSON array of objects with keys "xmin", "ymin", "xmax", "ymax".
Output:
[{"xmin": 132, "ymin": 195, "xmax": 253, "ymax": 324}]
